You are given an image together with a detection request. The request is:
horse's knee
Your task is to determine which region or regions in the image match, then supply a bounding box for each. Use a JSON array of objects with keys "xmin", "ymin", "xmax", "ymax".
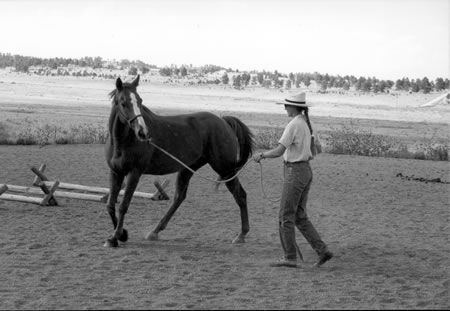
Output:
[
  {"xmin": 175, "ymin": 188, "xmax": 188, "ymax": 202},
  {"xmin": 235, "ymin": 184, "xmax": 246, "ymax": 198},
  {"xmin": 228, "ymin": 180, "xmax": 246, "ymax": 199},
  {"xmin": 106, "ymin": 203, "xmax": 115, "ymax": 214},
  {"xmin": 118, "ymin": 204, "xmax": 129, "ymax": 215},
  {"xmin": 240, "ymin": 189, "xmax": 247, "ymax": 202}
]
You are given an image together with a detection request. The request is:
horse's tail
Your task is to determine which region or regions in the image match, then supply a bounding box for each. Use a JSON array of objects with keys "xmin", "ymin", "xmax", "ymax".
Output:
[{"xmin": 222, "ymin": 116, "xmax": 255, "ymax": 168}]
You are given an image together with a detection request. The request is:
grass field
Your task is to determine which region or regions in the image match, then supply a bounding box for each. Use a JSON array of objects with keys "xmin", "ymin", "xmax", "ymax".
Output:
[{"xmin": 0, "ymin": 73, "xmax": 448, "ymax": 159}]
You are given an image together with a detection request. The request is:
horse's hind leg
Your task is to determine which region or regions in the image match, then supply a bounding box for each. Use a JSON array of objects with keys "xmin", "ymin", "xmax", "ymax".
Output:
[
  {"xmin": 105, "ymin": 169, "xmax": 141, "ymax": 247},
  {"xmin": 225, "ymin": 177, "xmax": 249, "ymax": 243},
  {"xmin": 145, "ymin": 169, "xmax": 193, "ymax": 241}
]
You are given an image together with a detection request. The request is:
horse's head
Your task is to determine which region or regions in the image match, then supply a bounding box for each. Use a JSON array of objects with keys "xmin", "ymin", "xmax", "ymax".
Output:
[{"xmin": 110, "ymin": 75, "xmax": 149, "ymax": 141}]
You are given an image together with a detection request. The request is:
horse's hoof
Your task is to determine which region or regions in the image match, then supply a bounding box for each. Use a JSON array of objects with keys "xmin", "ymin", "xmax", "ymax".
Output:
[
  {"xmin": 232, "ymin": 234, "xmax": 246, "ymax": 244},
  {"xmin": 145, "ymin": 231, "xmax": 159, "ymax": 241},
  {"xmin": 104, "ymin": 238, "xmax": 119, "ymax": 248},
  {"xmin": 118, "ymin": 229, "xmax": 128, "ymax": 242}
]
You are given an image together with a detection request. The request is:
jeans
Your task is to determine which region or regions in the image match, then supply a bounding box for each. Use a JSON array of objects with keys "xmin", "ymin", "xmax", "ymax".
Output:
[{"xmin": 279, "ymin": 161, "xmax": 328, "ymax": 260}]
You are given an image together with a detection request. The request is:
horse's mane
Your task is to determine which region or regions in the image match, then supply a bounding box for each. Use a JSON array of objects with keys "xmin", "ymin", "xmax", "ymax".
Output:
[
  {"xmin": 108, "ymin": 82, "xmax": 137, "ymax": 99},
  {"xmin": 108, "ymin": 89, "xmax": 117, "ymax": 99}
]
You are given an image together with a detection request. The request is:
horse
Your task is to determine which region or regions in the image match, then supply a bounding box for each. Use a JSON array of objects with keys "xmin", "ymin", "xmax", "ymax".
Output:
[{"xmin": 104, "ymin": 75, "xmax": 255, "ymax": 247}]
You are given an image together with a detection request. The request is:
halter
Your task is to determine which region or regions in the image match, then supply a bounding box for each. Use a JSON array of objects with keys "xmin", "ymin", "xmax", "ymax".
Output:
[
  {"xmin": 116, "ymin": 106, "xmax": 143, "ymax": 127},
  {"xmin": 127, "ymin": 113, "xmax": 143, "ymax": 126}
]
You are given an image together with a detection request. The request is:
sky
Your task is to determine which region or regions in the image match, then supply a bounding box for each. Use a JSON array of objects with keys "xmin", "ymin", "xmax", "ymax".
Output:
[{"xmin": 0, "ymin": 0, "xmax": 448, "ymax": 81}]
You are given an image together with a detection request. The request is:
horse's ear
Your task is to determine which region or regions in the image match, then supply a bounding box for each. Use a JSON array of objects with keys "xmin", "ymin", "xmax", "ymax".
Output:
[
  {"xmin": 131, "ymin": 74, "xmax": 140, "ymax": 87},
  {"xmin": 116, "ymin": 77, "xmax": 123, "ymax": 91}
]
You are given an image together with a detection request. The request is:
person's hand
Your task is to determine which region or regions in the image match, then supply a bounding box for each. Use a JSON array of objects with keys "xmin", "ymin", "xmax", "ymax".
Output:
[{"xmin": 253, "ymin": 152, "xmax": 264, "ymax": 163}]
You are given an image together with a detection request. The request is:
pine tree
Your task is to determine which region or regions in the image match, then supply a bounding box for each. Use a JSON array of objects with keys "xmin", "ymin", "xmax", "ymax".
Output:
[
  {"xmin": 180, "ymin": 66, "xmax": 188, "ymax": 77},
  {"xmin": 410, "ymin": 79, "xmax": 420, "ymax": 92},
  {"xmin": 435, "ymin": 78, "xmax": 446, "ymax": 91},
  {"xmin": 257, "ymin": 73, "xmax": 264, "ymax": 85},
  {"xmin": 128, "ymin": 67, "xmax": 138, "ymax": 75},
  {"xmin": 233, "ymin": 75, "xmax": 241, "ymax": 89},
  {"xmin": 285, "ymin": 80, "xmax": 292, "ymax": 89},
  {"xmin": 221, "ymin": 73, "xmax": 229, "ymax": 85},
  {"xmin": 420, "ymin": 77, "xmax": 432, "ymax": 94}
]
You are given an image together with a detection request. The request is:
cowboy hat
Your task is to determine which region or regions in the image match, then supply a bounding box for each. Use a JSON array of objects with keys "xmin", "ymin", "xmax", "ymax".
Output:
[{"xmin": 276, "ymin": 92, "xmax": 312, "ymax": 107}]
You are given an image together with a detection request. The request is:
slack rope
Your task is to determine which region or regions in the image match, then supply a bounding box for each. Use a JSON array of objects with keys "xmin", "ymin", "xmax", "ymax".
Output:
[{"xmin": 146, "ymin": 139, "xmax": 281, "ymax": 202}]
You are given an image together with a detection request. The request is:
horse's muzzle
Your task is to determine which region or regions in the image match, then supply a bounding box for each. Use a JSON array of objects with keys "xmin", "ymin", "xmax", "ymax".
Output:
[{"xmin": 135, "ymin": 124, "xmax": 149, "ymax": 141}]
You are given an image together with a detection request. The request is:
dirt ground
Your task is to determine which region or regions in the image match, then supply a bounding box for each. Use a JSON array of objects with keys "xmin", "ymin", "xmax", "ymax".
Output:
[{"xmin": 0, "ymin": 144, "xmax": 448, "ymax": 309}]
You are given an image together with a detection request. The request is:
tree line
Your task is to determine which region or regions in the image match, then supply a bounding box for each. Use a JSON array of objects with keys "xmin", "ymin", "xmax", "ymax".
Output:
[
  {"xmin": 221, "ymin": 71, "xmax": 449, "ymax": 94},
  {"xmin": 0, "ymin": 53, "xmax": 157, "ymax": 74},
  {"xmin": 162, "ymin": 64, "xmax": 449, "ymax": 94},
  {"xmin": 1, "ymin": 52, "xmax": 448, "ymax": 94}
]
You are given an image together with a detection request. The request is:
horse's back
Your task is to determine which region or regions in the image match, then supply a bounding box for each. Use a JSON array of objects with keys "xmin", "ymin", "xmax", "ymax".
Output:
[
  {"xmin": 158, "ymin": 111, "xmax": 242, "ymax": 169},
  {"xmin": 158, "ymin": 111, "xmax": 235, "ymax": 143},
  {"xmin": 161, "ymin": 111, "xmax": 226, "ymax": 129}
]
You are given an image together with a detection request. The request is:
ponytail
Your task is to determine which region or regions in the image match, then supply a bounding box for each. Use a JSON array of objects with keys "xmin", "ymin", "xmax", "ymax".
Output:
[
  {"xmin": 296, "ymin": 106, "xmax": 313, "ymax": 134},
  {"xmin": 294, "ymin": 106, "xmax": 319, "ymax": 156},
  {"xmin": 304, "ymin": 108, "xmax": 313, "ymax": 135}
]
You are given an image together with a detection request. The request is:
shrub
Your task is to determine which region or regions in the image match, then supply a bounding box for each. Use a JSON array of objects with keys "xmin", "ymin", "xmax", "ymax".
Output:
[
  {"xmin": 16, "ymin": 136, "xmax": 37, "ymax": 145},
  {"xmin": 254, "ymin": 127, "xmax": 284, "ymax": 149},
  {"xmin": 2, "ymin": 120, "xmax": 448, "ymax": 163},
  {"xmin": 16, "ymin": 127, "xmax": 38, "ymax": 145},
  {"xmin": 413, "ymin": 151, "xmax": 426, "ymax": 160},
  {"xmin": 325, "ymin": 120, "xmax": 401, "ymax": 157},
  {"xmin": 385, "ymin": 143, "xmax": 413, "ymax": 159},
  {"xmin": 70, "ymin": 123, "xmax": 108, "ymax": 144},
  {"xmin": 35, "ymin": 124, "xmax": 59, "ymax": 146},
  {"xmin": 55, "ymin": 137, "xmax": 69, "ymax": 144},
  {"xmin": 427, "ymin": 144, "xmax": 449, "ymax": 161},
  {"xmin": 10, "ymin": 123, "xmax": 108, "ymax": 145},
  {"xmin": 0, "ymin": 122, "xmax": 10, "ymax": 143},
  {"xmin": 416, "ymin": 142, "xmax": 449, "ymax": 161}
]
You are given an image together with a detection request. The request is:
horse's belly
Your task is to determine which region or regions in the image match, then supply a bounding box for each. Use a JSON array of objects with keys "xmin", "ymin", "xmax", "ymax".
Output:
[
  {"xmin": 107, "ymin": 156, "xmax": 181, "ymax": 176},
  {"xmin": 143, "ymin": 163, "xmax": 183, "ymax": 176}
]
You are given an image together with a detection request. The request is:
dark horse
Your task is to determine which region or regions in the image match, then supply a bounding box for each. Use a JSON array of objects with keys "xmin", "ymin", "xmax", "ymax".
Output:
[{"xmin": 104, "ymin": 75, "xmax": 255, "ymax": 247}]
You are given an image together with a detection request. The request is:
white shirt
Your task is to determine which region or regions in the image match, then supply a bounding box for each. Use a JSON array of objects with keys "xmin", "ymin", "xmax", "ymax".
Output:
[{"xmin": 278, "ymin": 115, "xmax": 313, "ymax": 162}]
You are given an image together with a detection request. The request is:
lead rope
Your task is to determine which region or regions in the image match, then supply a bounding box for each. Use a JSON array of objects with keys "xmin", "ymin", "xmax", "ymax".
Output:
[
  {"xmin": 258, "ymin": 162, "xmax": 282, "ymax": 203},
  {"xmin": 146, "ymin": 138, "xmax": 281, "ymax": 202},
  {"xmin": 146, "ymin": 138, "xmax": 252, "ymax": 184}
]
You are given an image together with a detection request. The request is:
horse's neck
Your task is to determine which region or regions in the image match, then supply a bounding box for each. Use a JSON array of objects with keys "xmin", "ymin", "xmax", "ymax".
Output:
[
  {"xmin": 141, "ymin": 106, "xmax": 163, "ymax": 136},
  {"xmin": 108, "ymin": 105, "xmax": 160, "ymax": 145},
  {"xmin": 141, "ymin": 105, "xmax": 158, "ymax": 122},
  {"xmin": 108, "ymin": 107, "xmax": 118, "ymax": 136}
]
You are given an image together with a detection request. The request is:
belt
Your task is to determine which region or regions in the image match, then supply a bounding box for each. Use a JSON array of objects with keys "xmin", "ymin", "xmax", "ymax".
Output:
[{"xmin": 284, "ymin": 160, "xmax": 309, "ymax": 165}]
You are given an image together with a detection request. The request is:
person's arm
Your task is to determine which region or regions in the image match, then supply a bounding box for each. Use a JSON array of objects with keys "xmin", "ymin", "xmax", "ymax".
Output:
[{"xmin": 253, "ymin": 143, "xmax": 286, "ymax": 162}]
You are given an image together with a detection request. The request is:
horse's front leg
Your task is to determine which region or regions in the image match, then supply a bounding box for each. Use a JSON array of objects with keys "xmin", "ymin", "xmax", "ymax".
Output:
[
  {"xmin": 104, "ymin": 170, "xmax": 124, "ymax": 239},
  {"xmin": 105, "ymin": 170, "xmax": 141, "ymax": 247}
]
